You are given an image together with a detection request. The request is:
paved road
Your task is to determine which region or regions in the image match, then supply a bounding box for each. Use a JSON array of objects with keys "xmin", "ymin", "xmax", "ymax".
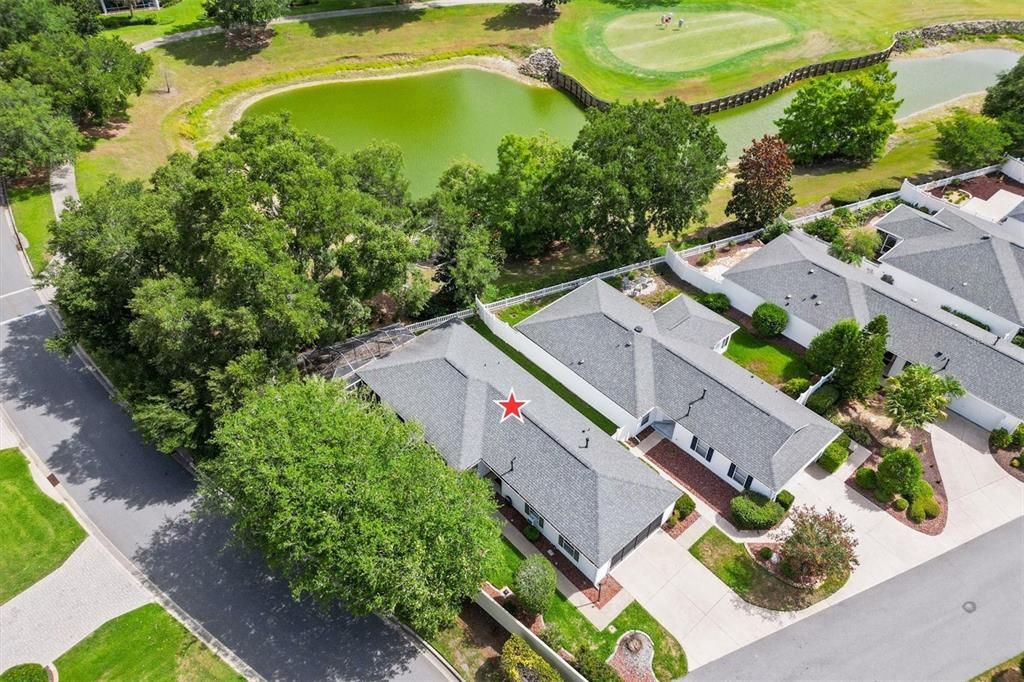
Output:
[
  {"xmin": 690, "ymin": 516, "xmax": 1024, "ymax": 682},
  {"xmin": 0, "ymin": 192, "xmax": 449, "ymax": 680}
]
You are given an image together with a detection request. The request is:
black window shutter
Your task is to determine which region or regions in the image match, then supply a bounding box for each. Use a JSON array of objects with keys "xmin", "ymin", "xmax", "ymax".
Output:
[
  {"xmin": 727, "ymin": 463, "xmax": 736, "ymax": 478},
  {"xmin": 706, "ymin": 448, "xmax": 715, "ymax": 462},
  {"xmin": 690, "ymin": 435, "xmax": 698, "ymax": 450},
  {"xmin": 744, "ymin": 475, "xmax": 753, "ymax": 490}
]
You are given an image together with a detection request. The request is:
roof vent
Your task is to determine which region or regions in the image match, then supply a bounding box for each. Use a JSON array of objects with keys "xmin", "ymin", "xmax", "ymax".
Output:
[
  {"xmin": 962, "ymin": 282, "xmax": 969, "ymax": 287},
  {"xmin": 624, "ymin": 342, "xmax": 632, "ymax": 347},
  {"xmin": 808, "ymin": 269, "xmax": 815, "ymax": 275},
  {"xmin": 577, "ymin": 359, "xmax": 585, "ymax": 365},
  {"xmin": 810, "ymin": 294, "xmax": 818, "ymax": 300},
  {"xmin": 634, "ymin": 325, "xmax": 643, "ymax": 333},
  {"xmin": 815, "ymin": 300, "xmax": 823, "ymax": 306},
  {"xmin": 981, "ymin": 235, "xmax": 991, "ymax": 240},
  {"xmin": 785, "ymin": 294, "xmax": 792, "ymax": 300}
]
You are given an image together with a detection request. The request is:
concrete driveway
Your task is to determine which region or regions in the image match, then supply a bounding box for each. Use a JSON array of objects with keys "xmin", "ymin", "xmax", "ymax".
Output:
[{"xmin": 612, "ymin": 412, "xmax": 1024, "ymax": 670}]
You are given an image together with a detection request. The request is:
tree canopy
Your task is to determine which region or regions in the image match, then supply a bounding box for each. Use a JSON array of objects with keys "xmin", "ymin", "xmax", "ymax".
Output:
[
  {"xmin": 0, "ymin": 79, "xmax": 82, "ymax": 180},
  {"xmin": 935, "ymin": 108, "xmax": 1011, "ymax": 170},
  {"xmin": 772, "ymin": 506, "xmax": 858, "ymax": 581},
  {"xmin": 46, "ymin": 115, "xmax": 421, "ymax": 454},
  {"xmin": 884, "ymin": 364, "xmax": 965, "ymax": 433},
  {"xmin": 982, "ymin": 55, "xmax": 1024, "ymax": 156},
  {"xmin": 200, "ymin": 378, "xmax": 501, "ymax": 635},
  {"xmin": 490, "ymin": 133, "xmax": 565, "ymax": 259},
  {"xmin": 805, "ymin": 316, "xmax": 888, "ymax": 400},
  {"xmin": 726, "ymin": 134, "xmax": 795, "ymax": 228},
  {"xmin": 203, "ymin": 0, "xmax": 288, "ymax": 34},
  {"xmin": 776, "ymin": 66, "xmax": 901, "ymax": 165},
  {"xmin": 550, "ymin": 98, "xmax": 727, "ymax": 263}
]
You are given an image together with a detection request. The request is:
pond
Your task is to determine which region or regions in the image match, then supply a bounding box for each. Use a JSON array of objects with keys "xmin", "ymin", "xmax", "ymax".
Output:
[
  {"xmin": 244, "ymin": 49, "xmax": 1021, "ymax": 194},
  {"xmin": 244, "ymin": 68, "xmax": 586, "ymax": 197},
  {"xmin": 712, "ymin": 48, "xmax": 1021, "ymax": 158}
]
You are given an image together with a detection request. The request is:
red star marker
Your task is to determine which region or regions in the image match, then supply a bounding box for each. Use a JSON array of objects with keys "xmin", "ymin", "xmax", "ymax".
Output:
[{"xmin": 495, "ymin": 388, "xmax": 530, "ymax": 423}]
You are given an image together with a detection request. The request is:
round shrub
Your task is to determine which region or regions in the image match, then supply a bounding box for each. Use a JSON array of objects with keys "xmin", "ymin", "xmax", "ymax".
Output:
[
  {"xmin": 855, "ymin": 466, "xmax": 877, "ymax": 490},
  {"xmin": 873, "ymin": 487, "xmax": 894, "ymax": 504},
  {"xmin": 922, "ymin": 497, "xmax": 941, "ymax": 519},
  {"xmin": 876, "ymin": 448, "xmax": 923, "ymax": 497},
  {"xmin": 752, "ymin": 302, "xmax": 788, "ymax": 337},
  {"xmin": 696, "ymin": 292, "xmax": 731, "ymax": 313},
  {"xmin": 817, "ymin": 441, "xmax": 849, "ymax": 473},
  {"xmin": 806, "ymin": 384, "xmax": 840, "ymax": 416},
  {"xmin": 776, "ymin": 489, "xmax": 795, "ymax": 510},
  {"xmin": 908, "ymin": 479, "xmax": 934, "ymax": 502},
  {"xmin": 1012, "ymin": 424, "xmax": 1024, "ymax": 449},
  {"xmin": 781, "ymin": 377, "xmax": 811, "ymax": 399},
  {"xmin": 697, "ymin": 249, "xmax": 716, "ymax": 266},
  {"xmin": 675, "ymin": 493, "xmax": 696, "ymax": 519},
  {"xmin": 514, "ymin": 555, "xmax": 556, "ymax": 615},
  {"xmin": 989, "ymin": 427, "xmax": 1012, "ymax": 451},
  {"xmin": 1012, "ymin": 458, "xmax": 1022, "ymax": 468},
  {"xmin": 803, "ymin": 216, "xmax": 841, "ymax": 242},
  {"xmin": 730, "ymin": 492, "xmax": 786, "ymax": 530},
  {"xmin": 842, "ymin": 422, "xmax": 874, "ymax": 447},
  {"xmin": 893, "ymin": 497, "xmax": 909, "ymax": 511},
  {"xmin": 908, "ymin": 499, "xmax": 927, "ymax": 523},
  {"xmin": 758, "ymin": 546, "xmax": 773, "ymax": 561},
  {"xmin": 501, "ymin": 635, "xmax": 560, "ymax": 682},
  {"xmin": 0, "ymin": 665, "xmax": 47, "ymax": 682},
  {"xmin": 761, "ymin": 219, "xmax": 793, "ymax": 243},
  {"xmin": 523, "ymin": 525, "xmax": 541, "ymax": 542},
  {"xmin": 573, "ymin": 649, "xmax": 619, "ymax": 682},
  {"xmin": 539, "ymin": 622, "xmax": 565, "ymax": 651}
]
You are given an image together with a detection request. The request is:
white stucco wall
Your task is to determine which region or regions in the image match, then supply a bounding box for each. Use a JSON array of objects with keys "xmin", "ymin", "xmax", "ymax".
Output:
[
  {"xmin": 475, "ymin": 299, "xmax": 637, "ymax": 430},
  {"xmin": 864, "ymin": 261, "xmax": 1020, "ymax": 337},
  {"xmin": 948, "ymin": 393, "xmax": 1022, "ymax": 433},
  {"xmin": 1003, "ymin": 156, "xmax": 1024, "ymax": 184}
]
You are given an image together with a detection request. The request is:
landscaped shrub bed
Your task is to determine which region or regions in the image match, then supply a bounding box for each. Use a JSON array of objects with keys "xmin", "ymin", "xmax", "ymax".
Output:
[
  {"xmin": 696, "ymin": 292, "xmax": 730, "ymax": 313},
  {"xmin": 775, "ymin": 489, "xmax": 795, "ymax": 510},
  {"xmin": 806, "ymin": 384, "xmax": 840, "ymax": 416},
  {"xmin": 781, "ymin": 377, "xmax": 810, "ymax": 398},
  {"xmin": 817, "ymin": 434, "xmax": 852, "ymax": 473},
  {"xmin": 752, "ymin": 302, "xmax": 788, "ymax": 337},
  {"xmin": 0, "ymin": 664, "xmax": 47, "ymax": 682},
  {"xmin": 729, "ymin": 492, "xmax": 786, "ymax": 530}
]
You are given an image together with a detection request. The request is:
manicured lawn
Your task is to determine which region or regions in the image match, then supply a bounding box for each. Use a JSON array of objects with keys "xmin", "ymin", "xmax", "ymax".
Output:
[
  {"xmin": 466, "ymin": 318, "xmax": 618, "ymax": 435},
  {"xmin": 553, "ymin": 0, "xmax": 1024, "ymax": 102},
  {"xmin": 494, "ymin": 294, "xmax": 563, "ymax": 326},
  {"xmin": 483, "ymin": 535, "xmax": 526, "ymax": 590},
  {"xmin": 0, "ymin": 448, "xmax": 86, "ymax": 605},
  {"xmin": 54, "ymin": 603, "xmax": 242, "ymax": 681},
  {"xmin": 724, "ymin": 328, "xmax": 811, "ymax": 387},
  {"xmin": 6, "ymin": 183, "xmax": 55, "ymax": 273},
  {"xmin": 485, "ymin": 538, "xmax": 687, "ymax": 681},
  {"xmin": 970, "ymin": 652, "xmax": 1024, "ymax": 682},
  {"xmin": 689, "ymin": 526, "xmax": 847, "ymax": 611}
]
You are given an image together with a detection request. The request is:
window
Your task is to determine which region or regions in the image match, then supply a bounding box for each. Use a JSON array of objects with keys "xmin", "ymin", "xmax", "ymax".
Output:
[
  {"xmin": 640, "ymin": 412, "xmax": 650, "ymax": 427},
  {"xmin": 730, "ymin": 463, "xmax": 750, "ymax": 487},
  {"xmin": 525, "ymin": 503, "xmax": 544, "ymax": 528},
  {"xmin": 691, "ymin": 436, "xmax": 714, "ymax": 461},
  {"xmin": 558, "ymin": 535, "xmax": 580, "ymax": 562}
]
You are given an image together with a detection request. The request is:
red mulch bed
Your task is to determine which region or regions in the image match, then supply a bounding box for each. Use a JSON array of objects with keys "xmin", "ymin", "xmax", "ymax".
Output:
[
  {"xmin": 844, "ymin": 428, "xmax": 948, "ymax": 535},
  {"xmin": 662, "ymin": 510, "xmax": 701, "ymax": 540},
  {"xmin": 608, "ymin": 632, "xmax": 657, "ymax": 682},
  {"xmin": 498, "ymin": 503, "xmax": 624, "ymax": 609},
  {"xmin": 992, "ymin": 448, "xmax": 1024, "ymax": 483},
  {"xmin": 644, "ymin": 440, "xmax": 735, "ymax": 518},
  {"xmin": 927, "ymin": 173, "xmax": 1024, "ymax": 201}
]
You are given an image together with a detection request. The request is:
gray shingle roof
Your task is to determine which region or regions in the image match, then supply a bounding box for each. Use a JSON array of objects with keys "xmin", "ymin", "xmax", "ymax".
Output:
[
  {"xmin": 875, "ymin": 206, "xmax": 1024, "ymax": 325},
  {"xmin": 356, "ymin": 322, "xmax": 679, "ymax": 567},
  {"xmin": 726, "ymin": 231, "xmax": 1024, "ymax": 420},
  {"xmin": 517, "ymin": 280, "xmax": 839, "ymax": 489}
]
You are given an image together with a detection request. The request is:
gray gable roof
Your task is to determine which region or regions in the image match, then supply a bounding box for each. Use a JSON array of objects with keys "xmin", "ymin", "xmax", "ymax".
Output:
[
  {"xmin": 726, "ymin": 231, "xmax": 1024, "ymax": 420},
  {"xmin": 517, "ymin": 280, "xmax": 839, "ymax": 489},
  {"xmin": 357, "ymin": 322, "xmax": 679, "ymax": 567},
  {"xmin": 876, "ymin": 206, "xmax": 1024, "ymax": 325}
]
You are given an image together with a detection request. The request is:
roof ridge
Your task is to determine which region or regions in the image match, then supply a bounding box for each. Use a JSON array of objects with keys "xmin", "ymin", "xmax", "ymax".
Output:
[{"xmin": 991, "ymin": 238, "xmax": 1024, "ymax": 322}]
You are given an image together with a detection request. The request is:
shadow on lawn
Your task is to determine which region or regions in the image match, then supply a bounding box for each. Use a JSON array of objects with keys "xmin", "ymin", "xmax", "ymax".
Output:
[
  {"xmin": 483, "ymin": 5, "xmax": 557, "ymax": 31},
  {"xmin": 305, "ymin": 8, "xmax": 426, "ymax": 38}
]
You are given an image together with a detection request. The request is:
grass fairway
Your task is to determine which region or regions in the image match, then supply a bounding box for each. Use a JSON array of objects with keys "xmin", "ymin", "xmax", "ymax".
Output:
[
  {"xmin": 0, "ymin": 448, "xmax": 86, "ymax": 605},
  {"xmin": 55, "ymin": 603, "xmax": 242, "ymax": 681},
  {"xmin": 602, "ymin": 9, "xmax": 795, "ymax": 74},
  {"xmin": 554, "ymin": 0, "xmax": 1024, "ymax": 102}
]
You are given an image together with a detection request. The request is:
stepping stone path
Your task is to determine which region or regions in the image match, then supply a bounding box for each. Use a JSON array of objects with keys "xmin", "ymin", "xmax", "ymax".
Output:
[{"xmin": 608, "ymin": 630, "xmax": 656, "ymax": 682}]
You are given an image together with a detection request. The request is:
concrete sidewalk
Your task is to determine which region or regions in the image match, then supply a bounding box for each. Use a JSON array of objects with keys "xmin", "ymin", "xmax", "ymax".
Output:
[
  {"xmin": 0, "ymin": 537, "xmax": 152, "ymax": 669},
  {"xmin": 613, "ymin": 413, "xmax": 1024, "ymax": 670}
]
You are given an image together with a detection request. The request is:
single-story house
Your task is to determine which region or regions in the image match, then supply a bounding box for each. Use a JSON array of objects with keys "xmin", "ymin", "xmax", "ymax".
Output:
[
  {"xmin": 724, "ymin": 230, "xmax": 1024, "ymax": 431},
  {"xmin": 356, "ymin": 321, "xmax": 680, "ymax": 586},
  {"xmin": 872, "ymin": 204, "xmax": 1024, "ymax": 337},
  {"xmin": 508, "ymin": 280, "xmax": 840, "ymax": 500}
]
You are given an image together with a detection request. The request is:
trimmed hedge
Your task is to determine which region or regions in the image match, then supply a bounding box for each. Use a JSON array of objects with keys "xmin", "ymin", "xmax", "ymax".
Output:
[
  {"xmin": 806, "ymin": 384, "xmax": 840, "ymax": 416},
  {"xmin": 908, "ymin": 479, "xmax": 934, "ymax": 502},
  {"xmin": 855, "ymin": 466, "xmax": 877, "ymax": 489},
  {"xmin": 729, "ymin": 492, "xmax": 786, "ymax": 530},
  {"xmin": 752, "ymin": 302, "xmax": 788, "ymax": 337},
  {"xmin": 908, "ymin": 497, "xmax": 940, "ymax": 523},
  {"xmin": 781, "ymin": 377, "xmax": 810, "ymax": 399},
  {"xmin": 776, "ymin": 489, "xmax": 795, "ymax": 510},
  {"xmin": 817, "ymin": 441, "xmax": 849, "ymax": 473},
  {"xmin": 573, "ymin": 650, "xmax": 618, "ymax": 682},
  {"xmin": 842, "ymin": 422, "xmax": 873, "ymax": 447},
  {"xmin": 696, "ymin": 292, "xmax": 731, "ymax": 313},
  {"xmin": 501, "ymin": 635, "xmax": 560, "ymax": 682},
  {"xmin": 893, "ymin": 497, "xmax": 909, "ymax": 511},
  {"xmin": 1013, "ymin": 424, "xmax": 1024, "ymax": 449},
  {"xmin": 0, "ymin": 665, "xmax": 47, "ymax": 682},
  {"xmin": 523, "ymin": 525, "xmax": 541, "ymax": 542},
  {"xmin": 989, "ymin": 428, "xmax": 1012, "ymax": 451},
  {"xmin": 675, "ymin": 493, "xmax": 696, "ymax": 519}
]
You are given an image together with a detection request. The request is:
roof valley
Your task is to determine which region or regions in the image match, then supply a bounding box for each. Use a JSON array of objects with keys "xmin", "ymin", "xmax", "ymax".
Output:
[{"xmin": 991, "ymin": 239, "xmax": 1024, "ymax": 322}]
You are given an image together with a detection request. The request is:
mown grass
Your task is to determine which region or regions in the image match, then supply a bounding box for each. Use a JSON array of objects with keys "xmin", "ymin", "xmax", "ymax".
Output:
[
  {"xmin": 6, "ymin": 183, "xmax": 55, "ymax": 273},
  {"xmin": 485, "ymin": 537, "xmax": 687, "ymax": 681},
  {"xmin": 493, "ymin": 294, "xmax": 563, "ymax": 326},
  {"xmin": 724, "ymin": 328, "xmax": 812, "ymax": 387},
  {"xmin": 552, "ymin": 0, "xmax": 1024, "ymax": 102},
  {"xmin": 465, "ymin": 318, "xmax": 618, "ymax": 435},
  {"xmin": 689, "ymin": 527, "xmax": 847, "ymax": 611},
  {"xmin": 0, "ymin": 448, "xmax": 86, "ymax": 605},
  {"xmin": 54, "ymin": 603, "xmax": 242, "ymax": 681}
]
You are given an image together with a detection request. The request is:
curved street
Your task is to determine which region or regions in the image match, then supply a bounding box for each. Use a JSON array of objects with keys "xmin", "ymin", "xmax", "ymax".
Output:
[{"xmin": 0, "ymin": 189, "xmax": 452, "ymax": 681}]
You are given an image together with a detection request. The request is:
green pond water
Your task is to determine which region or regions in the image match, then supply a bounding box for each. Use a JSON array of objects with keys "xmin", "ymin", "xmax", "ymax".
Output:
[
  {"xmin": 244, "ymin": 68, "xmax": 586, "ymax": 197},
  {"xmin": 245, "ymin": 49, "xmax": 1021, "ymax": 194}
]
